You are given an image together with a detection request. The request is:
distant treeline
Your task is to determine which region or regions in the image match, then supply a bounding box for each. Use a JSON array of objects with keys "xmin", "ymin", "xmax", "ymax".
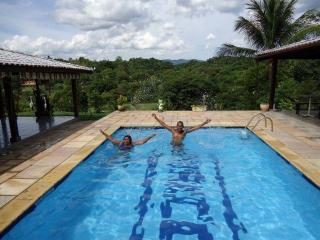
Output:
[{"xmin": 15, "ymin": 56, "xmax": 320, "ymax": 113}]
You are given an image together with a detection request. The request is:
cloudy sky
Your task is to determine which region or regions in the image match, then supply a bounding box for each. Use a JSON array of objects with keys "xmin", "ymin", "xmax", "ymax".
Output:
[{"xmin": 0, "ymin": 0, "xmax": 319, "ymax": 60}]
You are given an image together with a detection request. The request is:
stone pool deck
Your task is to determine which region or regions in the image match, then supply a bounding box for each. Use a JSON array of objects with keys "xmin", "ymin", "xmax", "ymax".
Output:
[{"xmin": 0, "ymin": 110, "xmax": 319, "ymax": 233}]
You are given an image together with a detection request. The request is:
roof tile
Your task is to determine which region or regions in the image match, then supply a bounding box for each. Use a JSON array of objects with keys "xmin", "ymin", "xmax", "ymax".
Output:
[{"xmin": 0, "ymin": 48, "xmax": 93, "ymax": 72}]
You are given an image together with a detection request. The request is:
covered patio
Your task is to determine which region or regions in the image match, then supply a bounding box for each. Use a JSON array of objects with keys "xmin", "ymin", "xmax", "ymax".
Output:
[
  {"xmin": 0, "ymin": 48, "xmax": 93, "ymax": 145},
  {"xmin": 255, "ymin": 37, "xmax": 320, "ymax": 112}
]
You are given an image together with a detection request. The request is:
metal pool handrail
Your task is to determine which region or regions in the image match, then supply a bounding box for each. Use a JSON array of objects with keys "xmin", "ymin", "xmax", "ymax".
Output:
[{"xmin": 246, "ymin": 113, "xmax": 274, "ymax": 132}]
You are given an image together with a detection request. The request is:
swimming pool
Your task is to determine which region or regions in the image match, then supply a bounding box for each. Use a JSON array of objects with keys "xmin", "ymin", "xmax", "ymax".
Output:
[{"xmin": 1, "ymin": 128, "xmax": 320, "ymax": 240}]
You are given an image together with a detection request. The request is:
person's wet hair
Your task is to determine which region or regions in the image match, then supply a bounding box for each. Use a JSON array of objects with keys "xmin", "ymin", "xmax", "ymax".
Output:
[
  {"xmin": 123, "ymin": 135, "xmax": 132, "ymax": 144},
  {"xmin": 177, "ymin": 121, "xmax": 184, "ymax": 127}
]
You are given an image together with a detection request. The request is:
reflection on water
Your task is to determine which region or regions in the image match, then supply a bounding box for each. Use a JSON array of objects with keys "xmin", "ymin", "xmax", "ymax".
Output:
[{"xmin": 0, "ymin": 116, "xmax": 74, "ymax": 149}]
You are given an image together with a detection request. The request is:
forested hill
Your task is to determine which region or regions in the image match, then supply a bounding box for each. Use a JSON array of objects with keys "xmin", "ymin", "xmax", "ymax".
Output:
[
  {"xmin": 16, "ymin": 57, "xmax": 320, "ymax": 113},
  {"xmin": 162, "ymin": 59, "xmax": 203, "ymax": 65}
]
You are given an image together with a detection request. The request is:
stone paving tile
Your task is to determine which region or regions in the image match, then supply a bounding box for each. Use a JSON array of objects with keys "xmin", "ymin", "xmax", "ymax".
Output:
[
  {"xmin": 30, "ymin": 146, "xmax": 59, "ymax": 161},
  {"xmin": 33, "ymin": 155, "xmax": 70, "ymax": 167},
  {"xmin": 15, "ymin": 165, "xmax": 55, "ymax": 179},
  {"xmin": 8, "ymin": 160, "xmax": 36, "ymax": 173},
  {"xmin": 0, "ymin": 172, "xmax": 17, "ymax": 184},
  {"xmin": 2, "ymin": 159, "xmax": 25, "ymax": 167},
  {"xmin": 0, "ymin": 179, "xmax": 37, "ymax": 195},
  {"xmin": 50, "ymin": 147, "xmax": 80, "ymax": 157},
  {"xmin": 63, "ymin": 141, "xmax": 88, "ymax": 148},
  {"xmin": 73, "ymin": 135, "xmax": 97, "ymax": 142},
  {"xmin": 0, "ymin": 196, "xmax": 15, "ymax": 208}
]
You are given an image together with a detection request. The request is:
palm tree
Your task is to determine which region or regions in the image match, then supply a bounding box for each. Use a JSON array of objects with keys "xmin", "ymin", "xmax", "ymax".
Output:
[{"xmin": 218, "ymin": 0, "xmax": 320, "ymax": 57}]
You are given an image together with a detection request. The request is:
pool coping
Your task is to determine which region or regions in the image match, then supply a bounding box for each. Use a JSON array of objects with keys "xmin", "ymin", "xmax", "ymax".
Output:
[
  {"xmin": 0, "ymin": 123, "xmax": 319, "ymax": 235},
  {"xmin": 252, "ymin": 129, "xmax": 320, "ymax": 189}
]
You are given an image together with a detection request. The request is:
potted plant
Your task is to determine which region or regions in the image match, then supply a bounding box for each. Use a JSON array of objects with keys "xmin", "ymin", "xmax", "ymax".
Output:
[
  {"xmin": 258, "ymin": 95, "xmax": 269, "ymax": 112},
  {"xmin": 191, "ymin": 105, "xmax": 207, "ymax": 112},
  {"xmin": 117, "ymin": 95, "xmax": 128, "ymax": 111},
  {"xmin": 191, "ymin": 93, "xmax": 208, "ymax": 112}
]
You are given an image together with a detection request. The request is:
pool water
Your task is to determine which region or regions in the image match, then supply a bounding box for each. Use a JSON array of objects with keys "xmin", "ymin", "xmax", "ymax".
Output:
[{"xmin": 2, "ymin": 128, "xmax": 320, "ymax": 240}]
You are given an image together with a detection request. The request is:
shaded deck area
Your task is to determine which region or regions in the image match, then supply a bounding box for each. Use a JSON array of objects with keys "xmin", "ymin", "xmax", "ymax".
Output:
[{"xmin": 0, "ymin": 110, "xmax": 319, "ymax": 233}]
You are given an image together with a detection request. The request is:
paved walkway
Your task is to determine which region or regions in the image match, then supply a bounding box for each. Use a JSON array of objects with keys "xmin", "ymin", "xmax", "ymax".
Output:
[
  {"xmin": 0, "ymin": 110, "xmax": 319, "ymax": 233},
  {"xmin": 0, "ymin": 120, "xmax": 94, "ymax": 174},
  {"xmin": 265, "ymin": 111, "xmax": 320, "ymax": 178}
]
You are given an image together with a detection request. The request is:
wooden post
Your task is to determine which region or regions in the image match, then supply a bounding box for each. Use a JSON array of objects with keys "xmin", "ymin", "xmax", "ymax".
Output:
[
  {"xmin": 71, "ymin": 78, "xmax": 79, "ymax": 118},
  {"xmin": 295, "ymin": 102, "xmax": 300, "ymax": 115},
  {"xmin": 0, "ymin": 79, "xmax": 6, "ymax": 119},
  {"xmin": 3, "ymin": 76, "xmax": 21, "ymax": 142},
  {"xmin": 34, "ymin": 79, "xmax": 42, "ymax": 117},
  {"xmin": 268, "ymin": 58, "xmax": 278, "ymax": 110}
]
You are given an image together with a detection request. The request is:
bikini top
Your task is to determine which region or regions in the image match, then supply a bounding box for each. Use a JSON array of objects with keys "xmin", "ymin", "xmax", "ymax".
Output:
[{"xmin": 119, "ymin": 142, "xmax": 133, "ymax": 150}]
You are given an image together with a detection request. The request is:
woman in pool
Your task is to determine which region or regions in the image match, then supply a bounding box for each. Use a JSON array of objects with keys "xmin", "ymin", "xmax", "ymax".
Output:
[
  {"xmin": 100, "ymin": 129, "xmax": 156, "ymax": 150},
  {"xmin": 152, "ymin": 113, "xmax": 211, "ymax": 146}
]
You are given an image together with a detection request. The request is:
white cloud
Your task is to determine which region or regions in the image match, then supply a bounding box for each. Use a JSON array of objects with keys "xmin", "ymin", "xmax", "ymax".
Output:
[
  {"xmin": 2, "ymin": 0, "xmax": 316, "ymax": 60},
  {"xmin": 2, "ymin": 28, "xmax": 185, "ymax": 59},
  {"xmin": 175, "ymin": 0, "xmax": 245, "ymax": 16},
  {"xmin": 131, "ymin": 32, "xmax": 158, "ymax": 49},
  {"xmin": 54, "ymin": 0, "xmax": 154, "ymax": 31},
  {"xmin": 205, "ymin": 33, "xmax": 216, "ymax": 49},
  {"xmin": 206, "ymin": 33, "xmax": 216, "ymax": 40}
]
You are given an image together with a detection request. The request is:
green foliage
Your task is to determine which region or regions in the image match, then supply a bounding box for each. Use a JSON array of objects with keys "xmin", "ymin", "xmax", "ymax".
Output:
[
  {"xmin": 117, "ymin": 95, "xmax": 128, "ymax": 105},
  {"xmin": 88, "ymin": 90, "xmax": 103, "ymax": 113},
  {"xmin": 15, "ymin": 55, "xmax": 320, "ymax": 113},
  {"xmin": 51, "ymin": 80, "xmax": 73, "ymax": 112},
  {"xmin": 278, "ymin": 98, "xmax": 294, "ymax": 110},
  {"xmin": 123, "ymin": 103, "xmax": 158, "ymax": 110},
  {"xmin": 218, "ymin": 0, "xmax": 320, "ymax": 57},
  {"xmin": 133, "ymin": 76, "xmax": 161, "ymax": 104},
  {"xmin": 257, "ymin": 95, "xmax": 269, "ymax": 104}
]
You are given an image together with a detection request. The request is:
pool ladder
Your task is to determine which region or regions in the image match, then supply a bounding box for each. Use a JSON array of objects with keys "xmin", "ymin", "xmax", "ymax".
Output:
[{"xmin": 246, "ymin": 113, "xmax": 273, "ymax": 132}]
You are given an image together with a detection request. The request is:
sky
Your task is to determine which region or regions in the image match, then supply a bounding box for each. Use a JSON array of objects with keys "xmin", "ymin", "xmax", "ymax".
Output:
[{"xmin": 0, "ymin": 0, "xmax": 319, "ymax": 60}]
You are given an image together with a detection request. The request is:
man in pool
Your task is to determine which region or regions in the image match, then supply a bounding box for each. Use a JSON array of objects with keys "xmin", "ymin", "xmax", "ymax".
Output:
[
  {"xmin": 100, "ymin": 129, "xmax": 156, "ymax": 150},
  {"xmin": 152, "ymin": 113, "xmax": 211, "ymax": 145}
]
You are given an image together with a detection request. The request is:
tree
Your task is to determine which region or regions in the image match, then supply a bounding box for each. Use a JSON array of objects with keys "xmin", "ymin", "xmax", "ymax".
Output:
[{"xmin": 218, "ymin": 0, "xmax": 320, "ymax": 57}]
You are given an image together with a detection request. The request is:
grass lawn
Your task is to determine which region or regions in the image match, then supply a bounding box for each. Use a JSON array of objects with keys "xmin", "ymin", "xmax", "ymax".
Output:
[{"xmin": 124, "ymin": 103, "xmax": 158, "ymax": 110}]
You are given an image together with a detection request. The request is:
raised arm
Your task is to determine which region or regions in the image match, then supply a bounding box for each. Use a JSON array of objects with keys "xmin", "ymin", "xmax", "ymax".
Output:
[
  {"xmin": 100, "ymin": 129, "xmax": 121, "ymax": 145},
  {"xmin": 187, "ymin": 119, "xmax": 211, "ymax": 133},
  {"xmin": 152, "ymin": 113, "xmax": 173, "ymax": 132},
  {"xmin": 134, "ymin": 133, "xmax": 156, "ymax": 145}
]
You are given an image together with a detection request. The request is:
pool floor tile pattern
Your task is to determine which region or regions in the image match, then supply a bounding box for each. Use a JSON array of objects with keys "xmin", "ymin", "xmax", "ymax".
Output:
[{"xmin": 0, "ymin": 110, "xmax": 319, "ymax": 234}]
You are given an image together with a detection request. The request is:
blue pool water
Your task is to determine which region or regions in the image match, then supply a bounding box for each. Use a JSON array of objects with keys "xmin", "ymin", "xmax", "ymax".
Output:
[{"xmin": 1, "ymin": 128, "xmax": 320, "ymax": 240}]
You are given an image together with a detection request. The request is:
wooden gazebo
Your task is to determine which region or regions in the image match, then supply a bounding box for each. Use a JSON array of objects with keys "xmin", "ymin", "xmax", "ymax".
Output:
[
  {"xmin": 255, "ymin": 37, "xmax": 320, "ymax": 109},
  {"xmin": 0, "ymin": 48, "xmax": 93, "ymax": 142}
]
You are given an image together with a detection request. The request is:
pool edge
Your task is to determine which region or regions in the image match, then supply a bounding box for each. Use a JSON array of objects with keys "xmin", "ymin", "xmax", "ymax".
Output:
[{"xmin": 252, "ymin": 129, "xmax": 320, "ymax": 188}]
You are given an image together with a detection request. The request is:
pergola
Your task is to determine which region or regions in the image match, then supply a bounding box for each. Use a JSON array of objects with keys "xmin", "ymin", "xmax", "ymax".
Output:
[
  {"xmin": 255, "ymin": 37, "xmax": 320, "ymax": 109},
  {"xmin": 0, "ymin": 48, "xmax": 93, "ymax": 142}
]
